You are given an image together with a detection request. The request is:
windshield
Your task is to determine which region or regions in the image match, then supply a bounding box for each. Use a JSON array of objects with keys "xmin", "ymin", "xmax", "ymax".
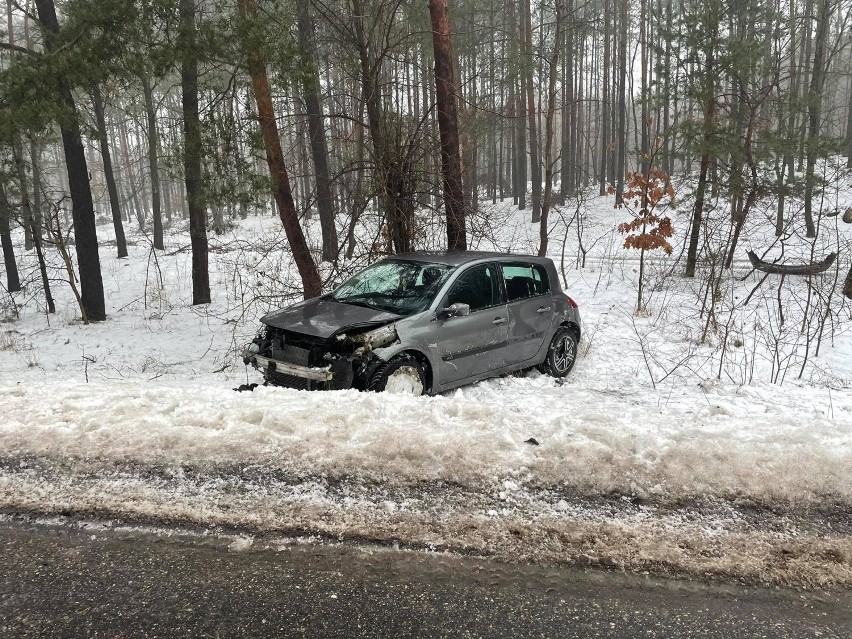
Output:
[{"xmin": 332, "ymin": 260, "xmax": 456, "ymax": 315}]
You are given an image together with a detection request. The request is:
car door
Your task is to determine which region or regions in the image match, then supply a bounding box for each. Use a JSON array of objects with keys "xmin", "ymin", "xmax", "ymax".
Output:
[
  {"xmin": 435, "ymin": 262, "xmax": 508, "ymax": 386},
  {"xmin": 501, "ymin": 262, "xmax": 553, "ymax": 365}
]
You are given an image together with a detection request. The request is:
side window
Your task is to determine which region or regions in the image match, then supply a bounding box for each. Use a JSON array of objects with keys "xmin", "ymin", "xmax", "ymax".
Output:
[
  {"xmin": 502, "ymin": 263, "xmax": 550, "ymax": 301},
  {"xmin": 532, "ymin": 264, "xmax": 550, "ymax": 295},
  {"xmin": 446, "ymin": 264, "xmax": 500, "ymax": 312}
]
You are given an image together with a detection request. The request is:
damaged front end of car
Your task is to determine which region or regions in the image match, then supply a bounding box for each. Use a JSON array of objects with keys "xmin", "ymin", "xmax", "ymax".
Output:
[{"xmin": 241, "ymin": 322, "xmax": 399, "ymax": 391}]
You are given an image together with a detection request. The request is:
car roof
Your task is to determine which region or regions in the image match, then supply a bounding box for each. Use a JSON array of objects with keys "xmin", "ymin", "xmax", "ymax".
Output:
[{"xmin": 388, "ymin": 250, "xmax": 547, "ymax": 267}]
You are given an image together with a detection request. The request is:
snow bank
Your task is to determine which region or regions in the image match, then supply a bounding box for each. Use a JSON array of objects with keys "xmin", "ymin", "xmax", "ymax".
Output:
[{"xmin": 1, "ymin": 374, "xmax": 848, "ymax": 507}]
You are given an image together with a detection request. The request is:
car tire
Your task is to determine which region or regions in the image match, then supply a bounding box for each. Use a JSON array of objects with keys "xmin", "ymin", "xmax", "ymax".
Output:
[
  {"xmin": 368, "ymin": 354, "xmax": 427, "ymax": 396},
  {"xmin": 538, "ymin": 327, "xmax": 578, "ymax": 378}
]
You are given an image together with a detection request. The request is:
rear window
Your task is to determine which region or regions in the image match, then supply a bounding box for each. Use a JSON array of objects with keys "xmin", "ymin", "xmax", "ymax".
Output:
[{"xmin": 501, "ymin": 263, "xmax": 550, "ymax": 301}]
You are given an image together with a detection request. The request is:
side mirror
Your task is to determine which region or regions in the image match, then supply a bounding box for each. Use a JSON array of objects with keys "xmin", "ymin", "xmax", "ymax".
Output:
[{"xmin": 438, "ymin": 302, "xmax": 471, "ymax": 320}]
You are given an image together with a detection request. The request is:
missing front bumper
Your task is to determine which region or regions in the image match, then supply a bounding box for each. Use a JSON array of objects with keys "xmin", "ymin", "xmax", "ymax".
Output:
[
  {"xmin": 242, "ymin": 344, "xmax": 361, "ymax": 391},
  {"xmin": 244, "ymin": 354, "xmax": 333, "ymax": 382}
]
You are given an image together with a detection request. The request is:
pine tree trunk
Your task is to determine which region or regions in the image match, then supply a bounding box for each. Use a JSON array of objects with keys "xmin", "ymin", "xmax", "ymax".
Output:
[
  {"xmin": 111, "ymin": 119, "xmax": 127, "ymax": 223},
  {"xmin": 846, "ymin": 75, "xmax": 852, "ymax": 168},
  {"xmin": 470, "ymin": 73, "xmax": 479, "ymax": 211},
  {"xmin": 237, "ymin": 0, "xmax": 321, "ymax": 298},
  {"xmin": 506, "ymin": 4, "xmax": 518, "ymax": 206},
  {"xmin": 297, "ymin": 0, "xmax": 337, "ymax": 262},
  {"xmin": 180, "ymin": 0, "xmax": 210, "ymax": 305},
  {"xmin": 614, "ymin": 0, "xmax": 628, "ymax": 205},
  {"xmin": 523, "ymin": 0, "xmax": 541, "ymax": 222},
  {"xmin": 346, "ymin": 100, "xmax": 367, "ymax": 260},
  {"xmin": 798, "ymin": 0, "xmax": 815, "ymax": 170},
  {"xmin": 291, "ymin": 96, "xmax": 308, "ymax": 213},
  {"xmin": 35, "ymin": 0, "xmax": 106, "ymax": 321},
  {"xmin": 803, "ymin": 0, "xmax": 831, "ymax": 239},
  {"xmin": 562, "ymin": 0, "xmax": 574, "ymax": 201},
  {"xmin": 5, "ymin": 3, "xmax": 32, "ymax": 255},
  {"xmin": 31, "ymin": 212, "xmax": 55, "ymax": 314},
  {"xmin": 0, "ymin": 184, "xmax": 21, "ymax": 293},
  {"xmin": 575, "ymin": 29, "xmax": 584, "ymax": 194},
  {"xmin": 599, "ymin": 0, "xmax": 610, "ymax": 195},
  {"xmin": 92, "ymin": 87, "xmax": 128, "ymax": 258},
  {"xmin": 539, "ymin": 0, "xmax": 562, "ymax": 257},
  {"xmin": 5, "ymin": 176, "xmax": 55, "ymax": 313},
  {"xmin": 29, "ymin": 136, "xmax": 43, "ymax": 243},
  {"xmin": 428, "ymin": 0, "xmax": 467, "ymax": 251},
  {"xmin": 489, "ymin": 23, "xmax": 497, "ymax": 204},
  {"xmin": 11, "ymin": 139, "xmax": 33, "ymax": 251},
  {"xmin": 352, "ymin": 0, "xmax": 409, "ymax": 253},
  {"xmin": 662, "ymin": 0, "xmax": 672, "ymax": 176},
  {"xmin": 686, "ymin": 44, "xmax": 716, "ymax": 279},
  {"xmin": 162, "ymin": 175, "xmax": 173, "ymax": 222},
  {"xmin": 783, "ymin": 0, "xmax": 798, "ymax": 178},
  {"xmin": 639, "ymin": 0, "xmax": 649, "ymax": 175},
  {"xmin": 141, "ymin": 75, "xmax": 164, "ymax": 250},
  {"xmin": 514, "ymin": 3, "xmax": 527, "ymax": 210},
  {"xmin": 229, "ymin": 94, "xmax": 248, "ymax": 219},
  {"xmin": 118, "ymin": 118, "xmax": 145, "ymax": 232}
]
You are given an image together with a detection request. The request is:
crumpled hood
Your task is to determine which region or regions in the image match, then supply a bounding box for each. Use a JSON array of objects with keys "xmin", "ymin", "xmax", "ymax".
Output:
[{"xmin": 260, "ymin": 296, "xmax": 401, "ymax": 339}]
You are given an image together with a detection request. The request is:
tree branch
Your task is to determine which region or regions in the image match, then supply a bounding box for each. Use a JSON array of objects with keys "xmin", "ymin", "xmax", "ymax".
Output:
[
  {"xmin": 747, "ymin": 251, "xmax": 837, "ymax": 276},
  {"xmin": 0, "ymin": 41, "xmax": 36, "ymax": 56}
]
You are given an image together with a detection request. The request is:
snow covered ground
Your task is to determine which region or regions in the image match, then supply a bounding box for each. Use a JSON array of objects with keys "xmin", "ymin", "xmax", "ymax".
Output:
[{"xmin": 1, "ymin": 169, "xmax": 851, "ymax": 587}]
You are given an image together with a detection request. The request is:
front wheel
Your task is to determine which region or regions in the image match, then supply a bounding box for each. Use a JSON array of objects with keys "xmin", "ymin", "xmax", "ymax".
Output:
[
  {"xmin": 538, "ymin": 328, "xmax": 578, "ymax": 378},
  {"xmin": 368, "ymin": 354, "xmax": 426, "ymax": 396}
]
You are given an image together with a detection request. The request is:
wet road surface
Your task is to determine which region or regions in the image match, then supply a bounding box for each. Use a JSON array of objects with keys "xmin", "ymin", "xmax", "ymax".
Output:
[{"xmin": 1, "ymin": 518, "xmax": 849, "ymax": 638}]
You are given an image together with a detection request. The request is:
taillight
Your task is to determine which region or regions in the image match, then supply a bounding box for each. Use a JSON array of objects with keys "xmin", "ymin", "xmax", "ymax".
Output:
[{"xmin": 565, "ymin": 294, "xmax": 578, "ymax": 308}]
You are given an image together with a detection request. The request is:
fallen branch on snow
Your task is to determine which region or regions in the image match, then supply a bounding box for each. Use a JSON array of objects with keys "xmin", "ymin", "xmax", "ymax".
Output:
[{"xmin": 747, "ymin": 250, "xmax": 836, "ymax": 276}]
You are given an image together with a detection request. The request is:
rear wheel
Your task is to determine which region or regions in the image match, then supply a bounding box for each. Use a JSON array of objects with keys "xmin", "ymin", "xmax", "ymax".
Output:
[
  {"xmin": 538, "ymin": 327, "xmax": 578, "ymax": 378},
  {"xmin": 368, "ymin": 354, "xmax": 426, "ymax": 396}
]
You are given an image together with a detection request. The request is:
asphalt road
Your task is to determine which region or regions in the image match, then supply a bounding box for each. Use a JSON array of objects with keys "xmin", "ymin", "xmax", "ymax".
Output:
[{"xmin": 1, "ymin": 518, "xmax": 849, "ymax": 638}]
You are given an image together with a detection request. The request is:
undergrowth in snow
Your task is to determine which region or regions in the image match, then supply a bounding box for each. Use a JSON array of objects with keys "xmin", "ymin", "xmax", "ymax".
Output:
[{"xmin": 1, "ymin": 165, "xmax": 851, "ymax": 587}]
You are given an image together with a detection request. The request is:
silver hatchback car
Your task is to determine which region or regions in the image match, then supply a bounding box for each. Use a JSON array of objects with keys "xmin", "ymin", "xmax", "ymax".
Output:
[{"xmin": 242, "ymin": 251, "xmax": 581, "ymax": 395}]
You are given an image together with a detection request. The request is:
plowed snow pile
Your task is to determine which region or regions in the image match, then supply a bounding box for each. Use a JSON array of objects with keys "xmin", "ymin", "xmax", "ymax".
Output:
[{"xmin": 0, "ymin": 377, "xmax": 849, "ymax": 506}]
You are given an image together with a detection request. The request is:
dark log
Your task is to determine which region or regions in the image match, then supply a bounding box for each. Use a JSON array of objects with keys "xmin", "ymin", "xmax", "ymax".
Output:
[{"xmin": 747, "ymin": 250, "xmax": 836, "ymax": 276}]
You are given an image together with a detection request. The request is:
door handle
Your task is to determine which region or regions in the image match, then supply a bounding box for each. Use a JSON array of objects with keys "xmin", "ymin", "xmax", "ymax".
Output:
[
  {"xmin": 536, "ymin": 306, "xmax": 552, "ymax": 314},
  {"xmin": 492, "ymin": 317, "xmax": 507, "ymax": 325}
]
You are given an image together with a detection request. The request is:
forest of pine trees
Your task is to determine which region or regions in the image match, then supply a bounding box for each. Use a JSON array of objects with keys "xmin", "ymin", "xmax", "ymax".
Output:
[{"xmin": 0, "ymin": 0, "xmax": 851, "ymax": 320}]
